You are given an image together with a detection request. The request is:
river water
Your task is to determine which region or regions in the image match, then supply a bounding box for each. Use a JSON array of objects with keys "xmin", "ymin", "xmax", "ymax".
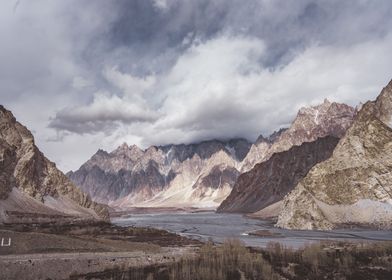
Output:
[{"xmin": 112, "ymin": 212, "xmax": 392, "ymax": 248}]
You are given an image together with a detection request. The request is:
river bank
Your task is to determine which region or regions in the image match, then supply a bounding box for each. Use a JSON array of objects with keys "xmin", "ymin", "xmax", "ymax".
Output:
[{"xmin": 113, "ymin": 211, "xmax": 392, "ymax": 249}]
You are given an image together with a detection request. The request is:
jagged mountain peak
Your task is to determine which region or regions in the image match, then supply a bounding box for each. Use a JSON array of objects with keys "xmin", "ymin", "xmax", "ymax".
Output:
[
  {"xmin": 297, "ymin": 98, "xmax": 331, "ymax": 114},
  {"xmin": 84, "ymin": 149, "xmax": 111, "ymax": 169},
  {"xmin": 0, "ymin": 105, "xmax": 108, "ymax": 223},
  {"xmin": 130, "ymin": 143, "xmax": 143, "ymax": 151},
  {"xmin": 374, "ymin": 79, "xmax": 392, "ymax": 127},
  {"xmin": 111, "ymin": 142, "xmax": 144, "ymax": 162},
  {"xmin": 296, "ymin": 99, "xmax": 353, "ymax": 128},
  {"xmin": 277, "ymin": 79, "xmax": 392, "ymax": 230},
  {"xmin": 0, "ymin": 105, "xmax": 35, "ymax": 149},
  {"xmin": 280, "ymin": 100, "xmax": 355, "ymax": 141},
  {"xmin": 255, "ymin": 134, "xmax": 268, "ymax": 144},
  {"xmin": 157, "ymin": 138, "xmax": 251, "ymax": 162},
  {"xmin": 268, "ymin": 128, "xmax": 288, "ymax": 142},
  {"xmin": 69, "ymin": 137, "xmax": 251, "ymax": 207},
  {"xmin": 95, "ymin": 149, "xmax": 110, "ymax": 157},
  {"xmin": 255, "ymin": 128, "xmax": 287, "ymax": 145},
  {"xmin": 241, "ymin": 100, "xmax": 355, "ymax": 172},
  {"xmin": 112, "ymin": 142, "xmax": 128, "ymax": 154}
]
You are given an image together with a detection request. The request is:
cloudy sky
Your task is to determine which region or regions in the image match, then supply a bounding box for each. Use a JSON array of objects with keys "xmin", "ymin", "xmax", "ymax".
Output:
[{"xmin": 1, "ymin": 0, "xmax": 392, "ymax": 172}]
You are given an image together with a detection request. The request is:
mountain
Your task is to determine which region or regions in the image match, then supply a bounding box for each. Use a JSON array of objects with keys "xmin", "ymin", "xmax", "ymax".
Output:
[
  {"xmin": 276, "ymin": 80, "xmax": 392, "ymax": 230},
  {"xmin": 241, "ymin": 100, "xmax": 355, "ymax": 172},
  {"xmin": 69, "ymin": 100, "xmax": 355, "ymax": 210},
  {"xmin": 218, "ymin": 136, "xmax": 339, "ymax": 214},
  {"xmin": 240, "ymin": 129, "xmax": 286, "ymax": 172},
  {"xmin": 0, "ymin": 105, "xmax": 108, "ymax": 224},
  {"xmin": 67, "ymin": 139, "xmax": 251, "ymax": 208},
  {"xmin": 217, "ymin": 100, "xmax": 354, "ymax": 216}
]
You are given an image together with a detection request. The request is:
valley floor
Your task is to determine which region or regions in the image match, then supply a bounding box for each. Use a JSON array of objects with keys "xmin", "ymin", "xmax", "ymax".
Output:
[
  {"xmin": 1, "ymin": 220, "xmax": 392, "ymax": 280},
  {"xmin": 0, "ymin": 222, "xmax": 201, "ymax": 280}
]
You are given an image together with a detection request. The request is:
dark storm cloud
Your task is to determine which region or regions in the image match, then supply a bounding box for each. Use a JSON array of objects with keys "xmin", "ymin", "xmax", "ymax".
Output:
[
  {"xmin": 82, "ymin": 0, "xmax": 392, "ymax": 73},
  {"xmin": 48, "ymin": 0, "xmax": 392, "ymax": 139},
  {"xmin": 2, "ymin": 0, "xmax": 392, "ymax": 171}
]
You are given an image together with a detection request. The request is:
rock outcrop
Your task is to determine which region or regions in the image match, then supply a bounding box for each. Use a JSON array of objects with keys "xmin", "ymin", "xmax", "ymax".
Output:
[
  {"xmin": 0, "ymin": 105, "xmax": 108, "ymax": 223},
  {"xmin": 218, "ymin": 136, "xmax": 339, "ymax": 213},
  {"xmin": 240, "ymin": 129, "xmax": 286, "ymax": 172},
  {"xmin": 276, "ymin": 80, "xmax": 392, "ymax": 230}
]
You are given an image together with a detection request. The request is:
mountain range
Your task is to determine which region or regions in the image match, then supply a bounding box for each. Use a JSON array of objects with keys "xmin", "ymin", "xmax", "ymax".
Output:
[
  {"xmin": 68, "ymin": 98, "xmax": 356, "ymax": 211},
  {"xmin": 1, "ymin": 80, "xmax": 391, "ymax": 231},
  {"xmin": 67, "ymin": 139, "xmax": 251, "ymax": 208}
]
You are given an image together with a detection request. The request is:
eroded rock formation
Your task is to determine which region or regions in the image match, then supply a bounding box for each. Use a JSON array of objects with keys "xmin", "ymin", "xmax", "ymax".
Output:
[
  {"xmin": 68, "ymin": 139, "xmax": 250, "ymax": 208},
  {"xmin": 0, "ymin": 105, "xmax": 108, "ymax": 223},
  {"xmin": 277, "ymin": 80, "xmax": 392, "ymax": 230}
]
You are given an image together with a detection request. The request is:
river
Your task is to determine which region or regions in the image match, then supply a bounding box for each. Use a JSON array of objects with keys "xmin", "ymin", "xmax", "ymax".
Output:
[{"xmin": 112, "ymin": 211, "xmax": 392, "ymax": 248}]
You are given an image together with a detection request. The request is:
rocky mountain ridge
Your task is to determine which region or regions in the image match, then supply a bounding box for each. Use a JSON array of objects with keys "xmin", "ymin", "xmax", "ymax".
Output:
[
  {"xmin": 69, "ymin": 100, "xmax": 355, "ymax": 210},
  {"xmin": 276, "ymin": 80, "xmax": 392, "ymax": 230},
  {"xmin": 241, "ymin": 99, "xmax": 355, "ymax": 172},
  {"xmin": 218, "ymin": 136, "xmax": 339, "ymax": 214},
  {"xmin": 0, "ymin": 105, "xmax": 108, "ymax": 224},
  {"xmin": 67, "ymin": 139, "xmax": 250, "ymax": 208}
]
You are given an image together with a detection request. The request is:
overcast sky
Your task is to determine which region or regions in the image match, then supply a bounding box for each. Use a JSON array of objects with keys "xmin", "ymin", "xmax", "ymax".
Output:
[{"xmin": 1, "ymin": 0, "xmax": 392, "ymax": 172}]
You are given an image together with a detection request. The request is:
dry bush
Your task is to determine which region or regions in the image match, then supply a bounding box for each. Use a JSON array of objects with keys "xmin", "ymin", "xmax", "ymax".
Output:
[{"xmin": 168, "ymin": 239, "xmax": 279, "ymax": 280}]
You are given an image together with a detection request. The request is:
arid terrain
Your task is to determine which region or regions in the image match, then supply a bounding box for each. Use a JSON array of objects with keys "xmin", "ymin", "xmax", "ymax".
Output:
[
  {"xmin": 0, "ymin": 222, "xmax": 201, "ymax": 279},
  {"xmin": 2, "ymin": 220, "xmax": 391, "ymax": 280}
]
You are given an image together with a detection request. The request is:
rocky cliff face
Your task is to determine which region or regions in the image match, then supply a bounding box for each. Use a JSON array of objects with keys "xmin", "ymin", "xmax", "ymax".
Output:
[
  {"xmin": 68, "ymin": 139, "xmax": 250, "ymax": 208},
  {"xmin": 0, "ymin": 139, "xmax": 17, "ymax": 199},
  {"xmin": 241, "ymin": 100, "xmax": 355, "ymax": 172},
  {"xmin": 240, "ymin": 129, "xmax": 286, "ymax": 173},
  {"xmin": 276, "ymin": 80, "xmax": 392, "ymax": 230},
  {"xmin": 0, "ymin": 105, "xmax": 108, "ymax": 223},
  {"xmin": 218, "ymin": 136, "xmax": 339, "ymax": 213}
]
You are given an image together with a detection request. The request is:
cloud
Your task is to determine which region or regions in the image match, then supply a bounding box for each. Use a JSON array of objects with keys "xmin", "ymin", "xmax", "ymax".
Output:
[
  {"xmin": 72, "ymin": 76, "xmax": 92, "ymax": 89},
  {"xmin": 50, "ymin": 33, "xmax": 392, "ymax": 147},
  {"xmin": 152, "ymin": 0, "xmax": 168, "ymax": 10},
  {"xmin": 13, "ymin": 0, "xmax": 20, "ymax": 14},
  {"xmin": 49, "ymin": 91, "xmax": 159, "ymax": 134},
  {"xmin": 103, "ymin": 66, "xmax": 156, "ymax": 102},
  {"xmin": 49, "ymin": 65, "xmax": 160, "ymax": 134},
  {"xmin": 140, "ymin": 34, "xmax": 392, "ymax": 145},
  {"xmin": 1, "ymin": 0, "xmax": 392, "ymax": 171},
  {"xmin": 98, "ymin": 0, "xmax": 392, "ymax": 72}
]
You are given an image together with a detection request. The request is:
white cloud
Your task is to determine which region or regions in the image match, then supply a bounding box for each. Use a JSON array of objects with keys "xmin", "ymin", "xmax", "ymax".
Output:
[
  {"xmin": 51, "ymin": 33, "xmax": 392, "ymax": 154},
  {"xmin": 49, "ymin": 91, "xmax": 159, "ymax": 134},
  {"xmin": 152, "ymin": 0, "xmax": 168, "ymax": 10},
  {"xmin": 138, "ymin": 34, "xmax": 392, "ymax": 145},
  {"xmin": 72, "ymin": 76, "xmax": 92, "ymax": 89},
  {"xmin": 2, "ymin": 0, "xmax": 392, "ymax": 172},
  {"xmin": 104, "ymin": 66, "xmax": 156, "ymax": 100}
]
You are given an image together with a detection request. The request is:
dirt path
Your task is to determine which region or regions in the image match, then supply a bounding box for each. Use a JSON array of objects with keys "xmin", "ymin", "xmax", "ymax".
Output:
[{"xmin": 0, "ymin": 223, "xmax": 201, "ymax": 279}]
